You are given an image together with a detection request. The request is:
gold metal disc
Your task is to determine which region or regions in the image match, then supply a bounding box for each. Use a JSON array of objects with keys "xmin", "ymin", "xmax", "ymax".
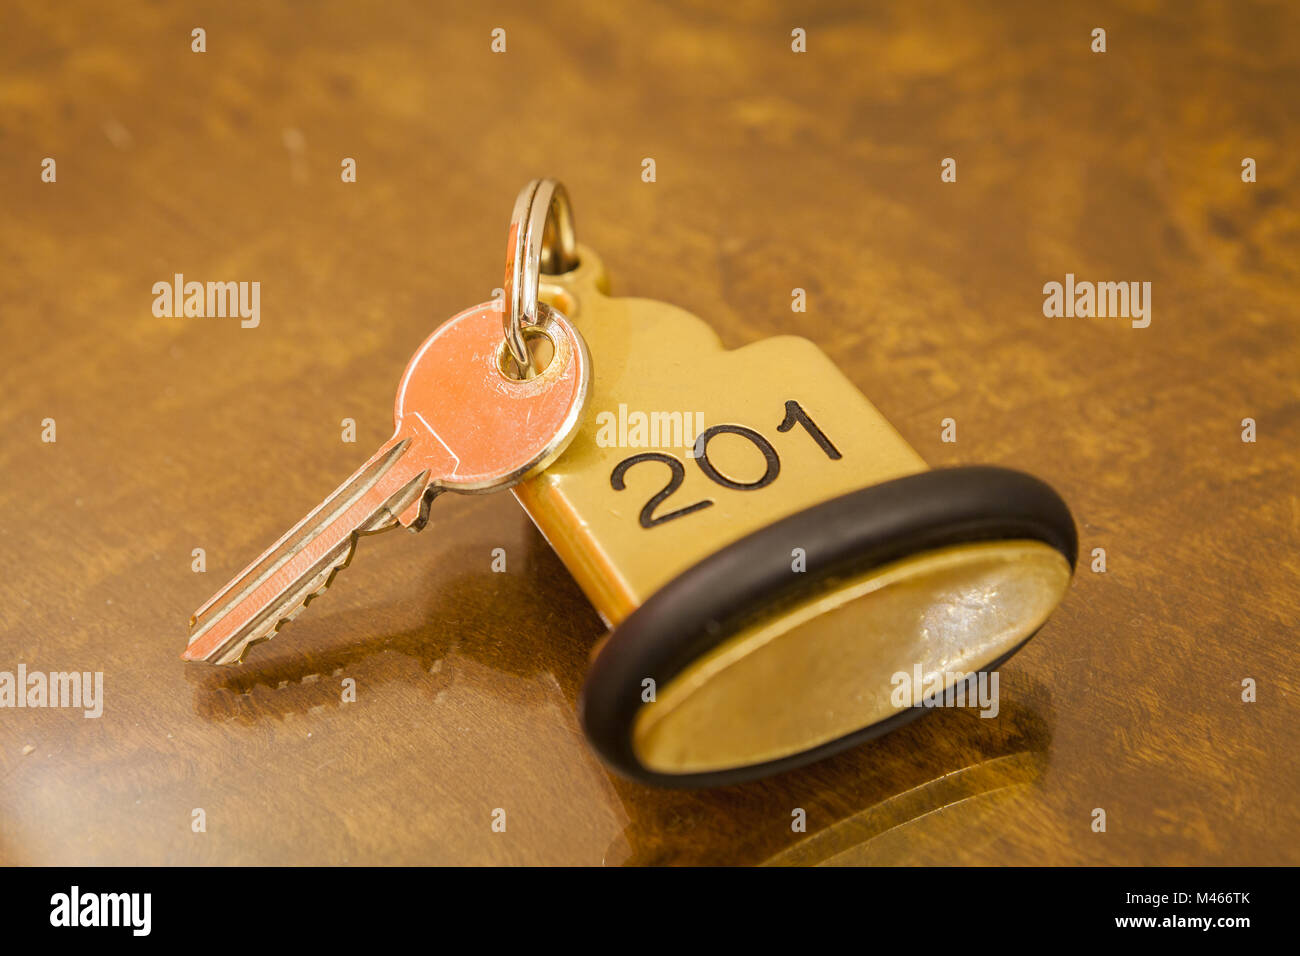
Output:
[{"xmin": 632, "ymin": 539, "xmax": 1072, "ymax": 775}]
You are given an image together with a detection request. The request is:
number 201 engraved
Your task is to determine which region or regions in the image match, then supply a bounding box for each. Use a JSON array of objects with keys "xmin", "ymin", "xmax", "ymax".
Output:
[{"xmin": 609, "ymin": 400, "xmax": 842, "ymax": 529}]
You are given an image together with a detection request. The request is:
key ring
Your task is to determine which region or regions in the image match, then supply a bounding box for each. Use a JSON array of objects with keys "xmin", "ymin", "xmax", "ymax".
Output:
[{"xmin": 503, "ymin": 179, "xmax": 578, "ymax": 373}]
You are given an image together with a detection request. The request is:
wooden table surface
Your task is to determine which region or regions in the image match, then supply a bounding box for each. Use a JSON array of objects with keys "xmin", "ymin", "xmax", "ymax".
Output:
[{"xmin": 1, "ymin": 0, "xmax": 1296, "ymax": 865}]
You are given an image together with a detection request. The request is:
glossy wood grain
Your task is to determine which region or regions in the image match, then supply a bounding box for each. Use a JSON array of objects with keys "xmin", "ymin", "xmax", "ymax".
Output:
[{"xmin": 0, "ymin": 0, "xmax": 1296, "ymax": 865}]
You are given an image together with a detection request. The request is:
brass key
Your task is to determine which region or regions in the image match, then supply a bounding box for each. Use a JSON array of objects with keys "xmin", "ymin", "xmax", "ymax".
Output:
[{"xmin": 184, "ymin": 301, "xmax": 590, "ymax": 664}]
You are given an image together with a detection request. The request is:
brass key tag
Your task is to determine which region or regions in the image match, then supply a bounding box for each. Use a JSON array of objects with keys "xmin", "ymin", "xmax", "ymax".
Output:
[{"xmin": 512, "ymin": 181, "xmax": 1077, "ymax": 788}]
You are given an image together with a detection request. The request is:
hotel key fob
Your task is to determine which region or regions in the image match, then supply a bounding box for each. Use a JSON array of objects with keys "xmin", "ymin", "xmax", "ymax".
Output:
[{"xmin": 510, "ymin": 181, "xmax": 1077, "ymax": 788}]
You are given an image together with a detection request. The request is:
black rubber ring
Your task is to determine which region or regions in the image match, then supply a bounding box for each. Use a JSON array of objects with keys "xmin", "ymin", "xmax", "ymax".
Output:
[{"xmin": 579, "ymin": 465, "xmax": 1077, "ymax": 788}]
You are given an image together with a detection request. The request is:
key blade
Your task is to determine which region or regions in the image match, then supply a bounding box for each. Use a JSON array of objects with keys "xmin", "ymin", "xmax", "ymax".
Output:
[{"xmin": 185, "ymin": 437, "xmax": 435, "ymax": 665}]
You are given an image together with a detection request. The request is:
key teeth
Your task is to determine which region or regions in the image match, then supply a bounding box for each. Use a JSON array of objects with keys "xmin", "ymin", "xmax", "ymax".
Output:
[
  {"xmin": 227, "ymin": 574, "xmax": 332, "ymax": 664},
  {"xmin": 188, "ymin": 460, "xmax": 430, "ymax": 666},
  {"xmin": 202, "ymin": 529, "xmax": 364, "ymax": 665}
]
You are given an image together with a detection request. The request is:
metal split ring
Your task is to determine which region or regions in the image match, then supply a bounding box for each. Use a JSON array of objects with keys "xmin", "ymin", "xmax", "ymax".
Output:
[{"xmin": 503, "ymin": 179, "xmax": 579, "ymax": 373}]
